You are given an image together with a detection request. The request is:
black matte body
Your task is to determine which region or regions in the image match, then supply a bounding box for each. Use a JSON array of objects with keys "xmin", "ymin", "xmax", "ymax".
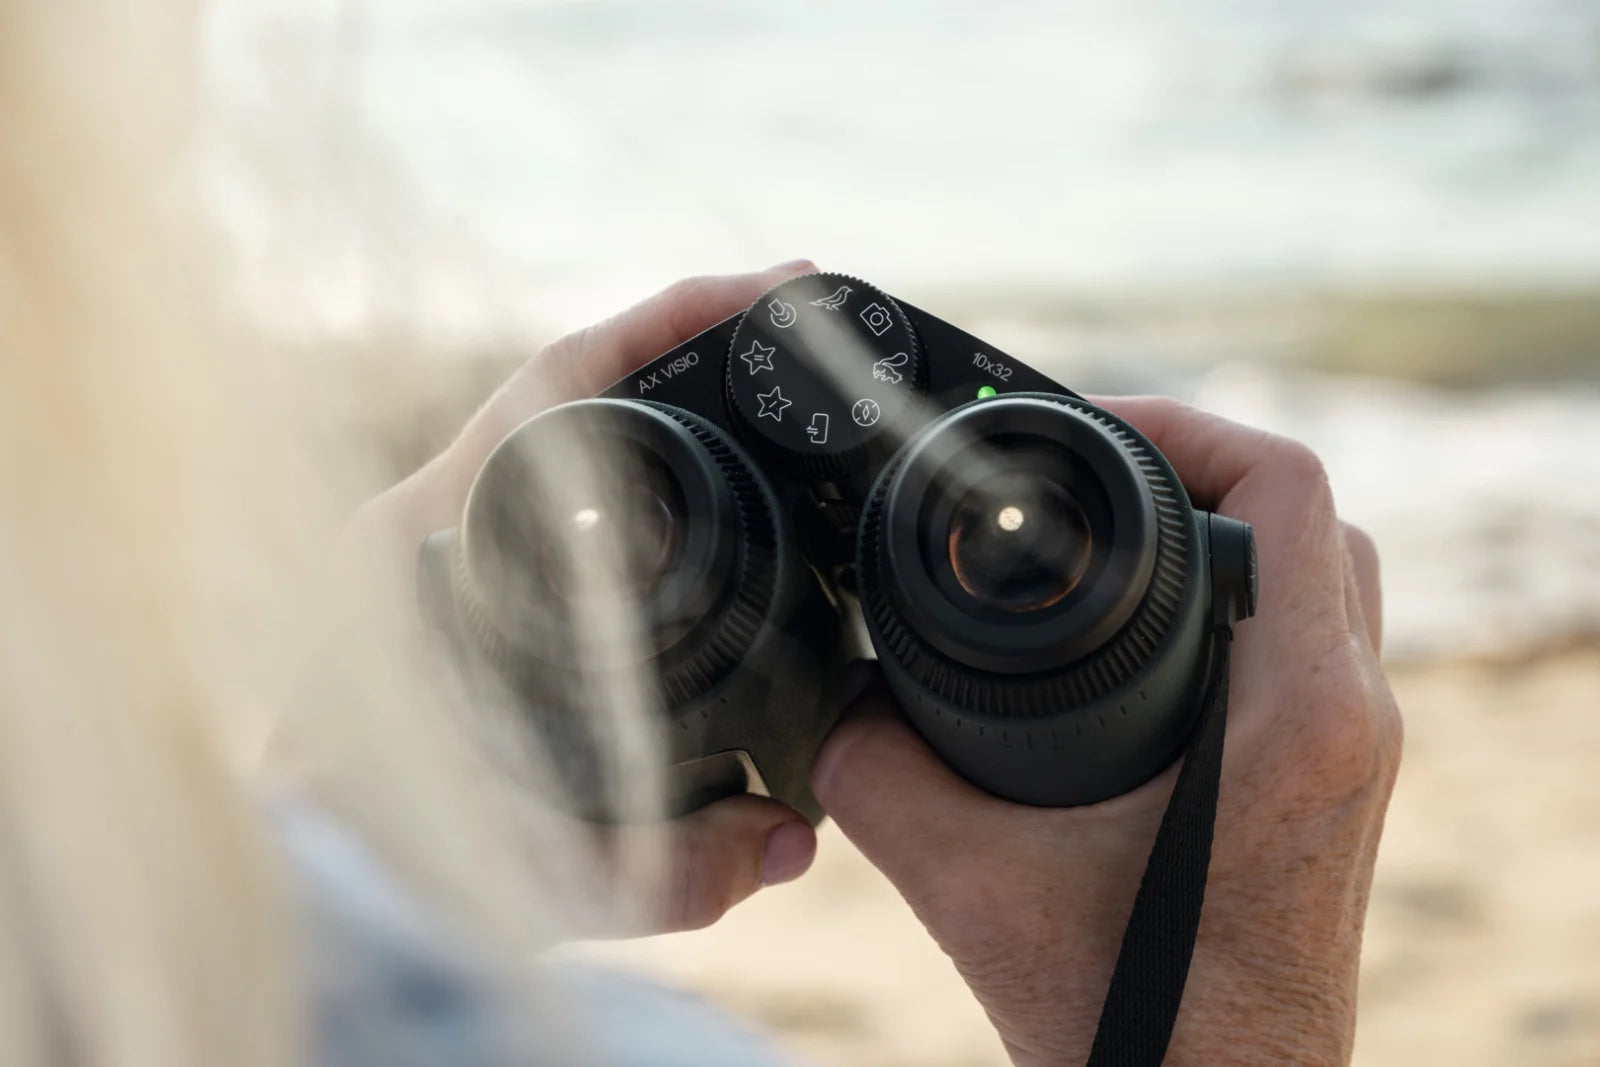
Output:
[
  {"xmin": 419, "ymin": 277, "xmax": 1252, "ymax": 814},
  {"xmin": 606, "ymin": 299, "xmax": 1073, "ymax": 461}
]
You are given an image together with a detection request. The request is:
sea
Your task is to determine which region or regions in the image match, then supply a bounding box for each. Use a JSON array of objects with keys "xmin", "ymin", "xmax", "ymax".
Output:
[{"xmin": 197, "ymin": 0, "xmax": 1600, "ymax": 660}]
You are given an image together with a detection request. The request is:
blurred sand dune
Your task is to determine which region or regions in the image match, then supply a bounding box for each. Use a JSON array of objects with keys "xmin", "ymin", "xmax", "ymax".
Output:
[{"xmin": 580, "ymin": 653, "xmax": 1600, "ymax": 1067}]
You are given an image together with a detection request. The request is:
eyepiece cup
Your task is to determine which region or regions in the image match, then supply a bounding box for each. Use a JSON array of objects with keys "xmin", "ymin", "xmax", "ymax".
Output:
[
  {"xmin": 878, "ymin": 396, "xmax": 1160, "ymax": 675},
  {"xmin": 858, "ymin": 393, "xmax": 1209, "ymax": 805}
]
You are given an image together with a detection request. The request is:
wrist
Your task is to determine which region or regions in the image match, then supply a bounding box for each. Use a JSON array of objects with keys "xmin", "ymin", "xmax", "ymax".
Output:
[
  {"xmin": 983, "ymin": 840, "xmax": 1371, "ymax": 1067},
  {"xmin": 1166, "ymin": 952, "xmax": 1357, "ymax": 1067},
  {"xmin": 995, "ymin": 957, "xmax": 1357, "ymax": 1067}
]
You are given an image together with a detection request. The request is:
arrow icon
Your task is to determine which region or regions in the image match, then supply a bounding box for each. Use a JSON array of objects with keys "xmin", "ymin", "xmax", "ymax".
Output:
[{"xmin": 806, "ymin": 412, "xmax": 830, "ymax": 445}]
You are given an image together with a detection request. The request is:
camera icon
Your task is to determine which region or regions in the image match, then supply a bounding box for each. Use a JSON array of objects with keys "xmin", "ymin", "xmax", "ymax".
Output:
[{"xmin": 859, "ymin": 302, "xmax": 893, "ymax": 337}]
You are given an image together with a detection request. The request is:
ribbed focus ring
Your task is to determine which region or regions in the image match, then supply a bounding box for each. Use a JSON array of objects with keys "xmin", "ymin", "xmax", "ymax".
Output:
[
  {"xmin": 644, "ymin": 403, "xmax": 781, "ymax": 706},
  {"xmin": 858, "ymin": 395, "xmax": 1190, "ymax": 718},
  {"xmin": 454, "ymin": 403, "xmax": 782, "ymax": 711}
]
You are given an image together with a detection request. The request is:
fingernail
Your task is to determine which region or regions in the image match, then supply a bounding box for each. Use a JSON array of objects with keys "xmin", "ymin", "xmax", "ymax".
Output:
[
  {"xmin": 767, "ymin": 258, "xmax": 815, "ymax": 273},
  {"xmin": 759, "ymin": 821, "xmax": 816, "ymax": 887}
]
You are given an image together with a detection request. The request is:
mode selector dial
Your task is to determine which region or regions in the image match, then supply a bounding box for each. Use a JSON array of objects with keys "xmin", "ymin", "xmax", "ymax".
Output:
[{"xmin": 725, "ymin": 273, "xmax": 925, "ymax": 475}]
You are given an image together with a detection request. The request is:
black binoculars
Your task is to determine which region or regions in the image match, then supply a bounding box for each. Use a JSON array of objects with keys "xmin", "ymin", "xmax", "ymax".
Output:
[{"xmin": 419, "ymin": 272, "xmax": 1255, "ymax": 821}]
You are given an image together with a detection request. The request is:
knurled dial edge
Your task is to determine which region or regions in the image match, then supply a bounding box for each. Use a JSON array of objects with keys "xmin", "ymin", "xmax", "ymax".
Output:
[{"xmin": 723, "ymin": 272, "xmax": 926, "ymax": 469}]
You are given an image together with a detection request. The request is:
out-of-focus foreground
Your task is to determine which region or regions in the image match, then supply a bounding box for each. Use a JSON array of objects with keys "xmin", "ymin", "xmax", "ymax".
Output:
[{"xmin": 202, "ymin": 1, "xmax": 1600, "ymax": 1064}]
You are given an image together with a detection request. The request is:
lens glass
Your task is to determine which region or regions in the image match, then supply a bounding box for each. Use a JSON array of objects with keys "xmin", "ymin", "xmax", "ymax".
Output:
[
  {"xmin": 540, "ymin": 457, "xmax": 684, "ymax": 604},
  {"xmin": 946, "ymin": 469, "xmax": 1093, "ymax": 613}
]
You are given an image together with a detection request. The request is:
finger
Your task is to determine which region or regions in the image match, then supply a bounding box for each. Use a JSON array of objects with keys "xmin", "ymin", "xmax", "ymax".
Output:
[
  {"xmin": 1088, "ymin": 395, "xmax": 1335, "ymax": 519},
  {"xmin": 608, "ymin": 794, "xmax": 816, "ymax": 935},
  {"xmin": 1088, "ymin": 395, "xmax": 1346, "ymax": 621},
  {"xmin": 388, "ymin": 261, "xmax": 816, "ymax": 539},
  {"xmin": 538, "ymin": 260, "xmax": 817, "ymax": 398},
  {"xmin": 450, "ymin": 261, "xmax": 816, "ymax": 483},
  {"xmin": 812, "ymin": 678, "xmax": 1014, "ymax": 894},
  {"xmin": 1341, "ymin": 520, "xmax": 1383, "ymax": 654}
]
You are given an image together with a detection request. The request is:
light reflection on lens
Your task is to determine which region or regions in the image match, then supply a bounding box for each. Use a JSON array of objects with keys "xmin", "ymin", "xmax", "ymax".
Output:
[
  {"xmin": 544, "ymin": 474, "xmax": 680, "ymax": 604},
  {"xmin": 947, "ymin": 473, "xmax": 1092, "ymax": 613}
]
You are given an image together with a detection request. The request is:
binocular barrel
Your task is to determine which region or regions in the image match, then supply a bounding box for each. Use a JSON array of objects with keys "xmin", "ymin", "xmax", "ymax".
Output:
[{"xmin": 418, "ymin": 273, "xmax": 1255, "ymax": 818}]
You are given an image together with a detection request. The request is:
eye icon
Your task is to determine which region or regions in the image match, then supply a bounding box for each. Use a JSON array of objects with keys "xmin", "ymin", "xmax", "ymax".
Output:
[{"xmin": 768, "ymin": 299, "xmax": 798, "ymax": 329}]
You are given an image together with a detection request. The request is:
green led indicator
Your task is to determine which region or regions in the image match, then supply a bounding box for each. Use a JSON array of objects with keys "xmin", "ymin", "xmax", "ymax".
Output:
[{"xmin": 976, "ymin": 385, "xmax": 998, "ymax": 399}]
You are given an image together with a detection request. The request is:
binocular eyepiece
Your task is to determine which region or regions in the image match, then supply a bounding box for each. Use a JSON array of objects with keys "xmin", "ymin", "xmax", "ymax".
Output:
[{"xmin": 419, "ymin": 273, "xmax": 1255, "ymax": 819}]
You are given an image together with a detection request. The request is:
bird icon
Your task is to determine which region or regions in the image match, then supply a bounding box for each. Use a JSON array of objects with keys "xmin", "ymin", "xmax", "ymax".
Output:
[{"xmin": 809, "ymin": 285, "xmax": 852, "ymax": 312}]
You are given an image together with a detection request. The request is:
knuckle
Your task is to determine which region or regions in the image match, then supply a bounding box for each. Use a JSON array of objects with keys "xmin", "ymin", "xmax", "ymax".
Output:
[
  {"xmin": 660, "ymin": 275, "xmax": 719, "ymax": 338},
  {"xmin": 1267, "ymin": 435, "xmax": 1332, "ymax": 498},
  {"xmin": 1274, "ymin": 641, "xmax": 1401, "ymax": 806},
  {"xmin": 1341, "ymin": 520, "xmax": 1376, "ymax": 555},
  {"xmin": 1342, "ymin": 521, "xmax": 1380, "ymax": 572},
  {"xmin": 537, "ymin": 323, "xmax": 597, "ymax": 385},
  {"xmin": 1381, "ymin": 693, "xmax": 1405, "ymax": 780},
  {"xmin": 1130, "ymin": 394, "xmax": 1201, "ymax": 434},
  {"xmin": 1254, "ymin": 435, "xmax": 1343, "ymax": 559},
  {"xmin": 1143, "ymin": 395, "xmax": 1200, "ymax": 421},
  {"xmin": 662, "ymin": 274, "xmax": 713, "ymax": 302}
]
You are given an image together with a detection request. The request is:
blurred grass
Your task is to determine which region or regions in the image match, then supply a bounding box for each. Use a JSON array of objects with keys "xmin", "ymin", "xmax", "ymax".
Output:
[
  {"xmin": 922, "ymin": 283, "xmax": 1600, "ymax": 390},
  {"xmin": 324, "ymin": 286, "xmax": 1600, "ymax": 495},
  {"xmin": 1300, "ymin": 289, "xmax": 1600, "ymax": 387}
]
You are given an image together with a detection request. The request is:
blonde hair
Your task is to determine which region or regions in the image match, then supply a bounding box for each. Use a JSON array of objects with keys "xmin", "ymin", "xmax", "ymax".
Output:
[{"xmin": 0, "ymin": 4, "xmax": 655, "ymax": 1065}]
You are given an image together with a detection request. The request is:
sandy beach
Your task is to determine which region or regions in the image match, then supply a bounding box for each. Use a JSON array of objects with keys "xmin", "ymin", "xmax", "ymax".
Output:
[
  {"xmin": 214, "ymin": 5, "xmax": 1600, "ymax": 1055},
  {"xmin": 579, "ymin": 652, "xmax": 1600, "ymax": 1066}
]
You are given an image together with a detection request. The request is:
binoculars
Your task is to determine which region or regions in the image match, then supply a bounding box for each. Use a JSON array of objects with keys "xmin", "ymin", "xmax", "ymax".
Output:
[{"xmin": 419, "ymin": 272, "xmax": 1255, "ymax": 820}]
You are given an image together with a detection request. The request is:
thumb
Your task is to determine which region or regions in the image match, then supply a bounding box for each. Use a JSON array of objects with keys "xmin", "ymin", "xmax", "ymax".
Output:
[
  {"xmin": 811, "ymin": 675, "xmax": 1013, "ymax": 893},
  {"xmin": 611, "ymin": 794, "xmax": 816, "ymax": 935}
]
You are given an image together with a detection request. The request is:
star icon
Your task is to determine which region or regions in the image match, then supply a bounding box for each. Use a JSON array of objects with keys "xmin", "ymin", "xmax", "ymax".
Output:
[
  {"xmin": 756, "ymin": 386, "xmax": 792, "ymax": 422},
  {"xmin": 739, "ymin": 340, "xmax": 777, "ymax": 375}
]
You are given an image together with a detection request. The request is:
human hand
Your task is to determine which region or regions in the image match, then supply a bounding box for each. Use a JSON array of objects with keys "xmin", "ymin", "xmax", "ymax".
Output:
[
  {"xmin": 344, "ymin": 262, "xmax": 823, "ymax": 934},
  {"xmin": 813, "ymin": 397, "xmax": 1401, "ymax": 1066}
]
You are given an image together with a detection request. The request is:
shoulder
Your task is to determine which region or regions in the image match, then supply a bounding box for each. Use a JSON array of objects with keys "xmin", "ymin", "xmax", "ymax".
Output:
[
  {"xmin": 269, "ymin": 797, "xmax": 805, "ymax": 1067},
  {"xmin": 557, "ymin": 963, "xmax": 800, "ymax": 1066}
]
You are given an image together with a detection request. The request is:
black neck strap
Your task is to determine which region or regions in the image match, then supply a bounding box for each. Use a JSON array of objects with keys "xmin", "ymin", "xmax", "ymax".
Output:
[{"xmin": 1086, "ymin": 626, "xmax": 1233, "ymax": 1067}]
